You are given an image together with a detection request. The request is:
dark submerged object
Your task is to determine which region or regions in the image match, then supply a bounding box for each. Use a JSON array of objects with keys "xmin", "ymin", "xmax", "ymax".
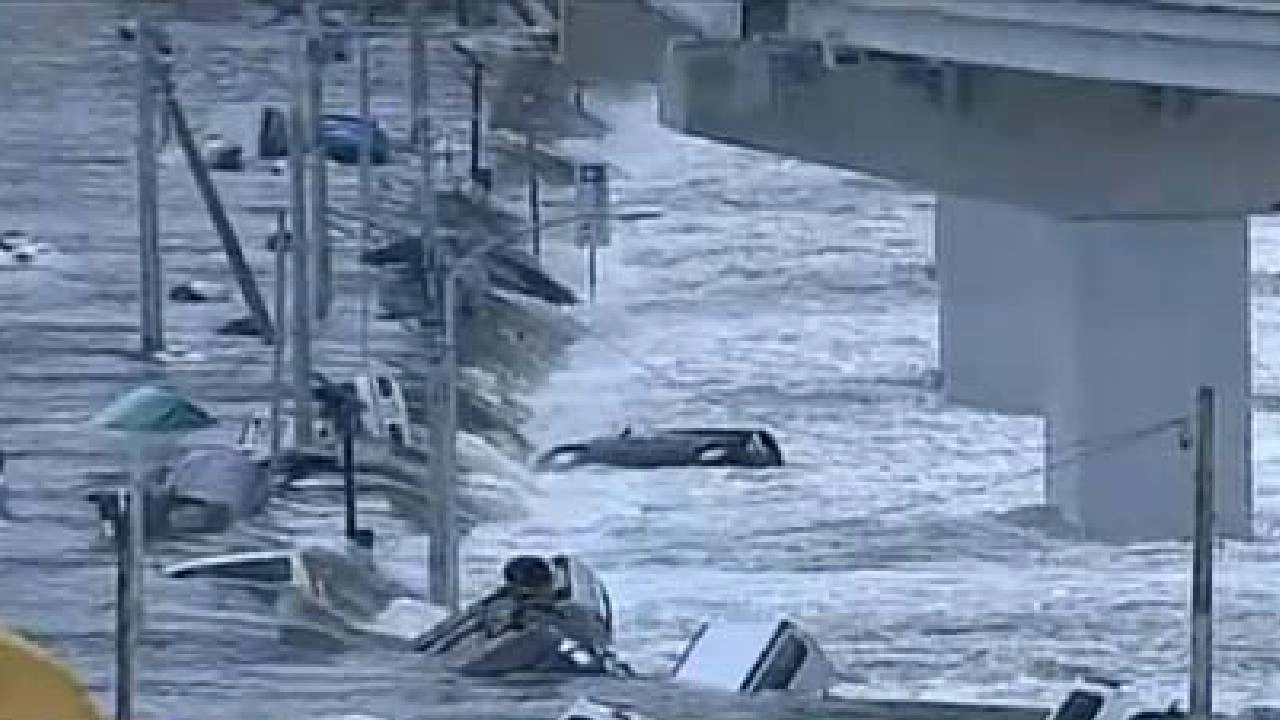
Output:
[
  {"xmin": 535, "ymin": 428, "xmax": 784, "ymax": 471},
  {"xmin": 203, "ymin": 137, "xmax": 244, "ymax": 172},
  {"xmin": 258, "ymin": 107, "xmax": 392, "ymax": 165},
  {"xmin": 265, "ymin": 228, "xmax": 292, "ymax": 252},
  {"xmin": 169, "ymin": 280, "xmax": 226, "ymax": 304},
  {"xmin": 359, "ymin": 237, "xmax": 578, "ymax": 307},
  {"xmin": 217, "ymin": 315, "xmax": 265, "ymax": 337},
  {"xmin": 414, "ymin": 554, "xmax": 628, "ymax": 677},
  {"xmin": 85, "ymin": 447, "xmax": 270, "ymax": 537}
]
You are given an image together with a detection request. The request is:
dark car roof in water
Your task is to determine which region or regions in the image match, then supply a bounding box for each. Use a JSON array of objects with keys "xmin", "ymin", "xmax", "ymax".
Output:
[{"xmin": 661, "ymin": 428, "xmax": 776, "ymax": 437}]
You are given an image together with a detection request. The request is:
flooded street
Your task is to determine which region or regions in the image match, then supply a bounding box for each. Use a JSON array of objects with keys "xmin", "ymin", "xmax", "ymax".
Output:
[{"xmin": 3, "ymin": 1, "xmax": 1280, "ymax": 718}]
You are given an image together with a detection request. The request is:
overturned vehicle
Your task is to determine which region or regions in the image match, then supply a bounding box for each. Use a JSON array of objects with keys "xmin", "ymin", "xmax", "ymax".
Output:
[
  {"xmin": 414, "ymin": 554, "xmax": 630, "ymax": 677},
  {"xmin": 534, "ymin": 428, "xmax": 784, "ymax": 471}
]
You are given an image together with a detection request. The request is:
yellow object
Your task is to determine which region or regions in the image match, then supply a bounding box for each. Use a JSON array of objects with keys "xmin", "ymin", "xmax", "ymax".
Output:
[{"xmin": 0, "ymin": 626, "xmax": 106, "ymax": 720}]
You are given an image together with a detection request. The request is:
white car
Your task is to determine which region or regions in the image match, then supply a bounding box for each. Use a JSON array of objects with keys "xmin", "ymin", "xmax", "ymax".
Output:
[
  {"xmin": 557, "ymin": 698, "xmax": 654, "ymax": 720},
  {"xmin": 163, "ymin": 545, "xmax": 445, "ymax": 648},
  {"xmin": 1044, "ymin": 678, "xmax": 1183, "ymax": 720},
  {"xmin": 352, "ymin": 363, "xmax": 412, "ymax": 448},
  {"xmin": 236, "ymin": 367, "xmax": 412, "ymax": 462},
  {"xmin": 236, "ymin": 407, "xmax": 338, "ymax": 462},
  {"xmin": 0, "ymin": 231, "xmax": 54, "ymax": 269},
  {"xmin": 671, "ymin": 617, "xmax": 836, "ymax": 695}
]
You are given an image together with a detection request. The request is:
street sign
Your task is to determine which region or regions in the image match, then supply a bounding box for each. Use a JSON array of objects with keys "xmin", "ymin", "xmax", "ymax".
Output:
[{"xmin": 574, "ymin": 162, "xmax": 610, "ymax": 248}]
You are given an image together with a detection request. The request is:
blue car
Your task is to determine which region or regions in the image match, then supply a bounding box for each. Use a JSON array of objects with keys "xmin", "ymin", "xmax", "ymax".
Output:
[
  {"xmin": 319, "ymin": 114, "xmax": 392, "ymax": 165},
  {"xmin": 258, "ymin": 108, "xmax": 392, "ymax": 165}
]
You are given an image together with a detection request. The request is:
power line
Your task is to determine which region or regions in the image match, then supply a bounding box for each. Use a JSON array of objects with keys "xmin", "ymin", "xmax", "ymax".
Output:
[{"xmin": 993, "ymin": 415, "xmax": 1191, "ymax": 487}]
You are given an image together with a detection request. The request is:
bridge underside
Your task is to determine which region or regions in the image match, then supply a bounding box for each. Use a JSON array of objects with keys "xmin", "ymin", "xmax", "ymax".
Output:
[{"xmin": 634, "ymin": 1, "xmax": 1280, "ymax": 539}]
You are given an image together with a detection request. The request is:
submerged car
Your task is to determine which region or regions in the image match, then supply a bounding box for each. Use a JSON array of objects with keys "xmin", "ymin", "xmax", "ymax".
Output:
[
  {"xmin": 85, "ymin": 447, "xmax": 270, "ymax": 539},
  {"xmin": 163, "ymin": 544, "xmax": 445, "ymax": 648},
  {"xmin": 534, "ymin": 428, "xmax": 784, "ymax": 471},
  {"xmin": 258, "ymin": 107, "xmax": 391, "ymax": 165},
  {"xmin": 1043, "ymin": 678, "xmax": 1186, "ymax": 720},
  {"xmin": 236, "ymin": 366, "xmax": 413, "ymax": 466},
  {"xmin": 0, "ymin": 230, "xmax": 55, "ymax": 269},
  {"xmin": 414, "ymin": 554, "xmax": 628, "ymax": 677},
  {"xmin": 557, "ymin": 698, "xmax": 653, "ymax": 720},
  {"xmin": 319, "ymin": 114, "xmax": 393, "ymax": 165},
  {"xmin": 672, "ymin": 617, "xmax": 836, "ymax": 695}
]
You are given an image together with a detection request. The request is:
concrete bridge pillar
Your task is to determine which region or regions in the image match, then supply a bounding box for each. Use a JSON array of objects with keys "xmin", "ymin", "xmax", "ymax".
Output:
[
  {"xmin": 936, "ymin": 195, "xmax": 1056, "ymax": 417},
  {"xmin": 1043, "ymin": 216, "xmax": 1251, "ymax": 540},
  {"xmin": 937, "ymin": 198, "xmax": 1251, "ymax": 539}
]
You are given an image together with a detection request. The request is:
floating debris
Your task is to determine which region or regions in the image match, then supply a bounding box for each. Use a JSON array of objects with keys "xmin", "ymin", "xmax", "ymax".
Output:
[{"xmin": 169, "ymin": 280, "xmax": 230, "ymax": 304}]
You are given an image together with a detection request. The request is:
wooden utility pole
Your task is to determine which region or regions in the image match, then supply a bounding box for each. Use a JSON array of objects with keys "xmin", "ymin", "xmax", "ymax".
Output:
[
  {"xmin": 164, "ymin": 86, "xmax": 276, "ymax": 345},
  {"xmin": 469, "ymin": 54, "xmax": 483, "ymax": 182},
  {"xmin": 1190, "ymin": 385, "xmax": 1215, "ymax": 720},
  {"xmin": 306, "ymin": 1, "xmax": 332, "ymax": 321},
  {"xmin": 270, "ymin": 210, "xmax": 289, "ymax": 465},
  {"xmin": 528, "ymin": 143, "xmax": 541, "ymax": 257},
  {"xmin": 587, "ymin": 242, "xmax": 597, "ymax": 302},
  {"xmin": 290, "ymin": 28, "xmax": 315, "ymax": 447},
  {"xmin": 410, "ymin": 0, "xmax": 459, "ymax": 612},
  {"xmin": 135, "ymin": 8, "xmax": 164, "ymax": 356},
  {"xmin": 112, "ymin": 489, "xmax": 136, "ymax": 720},
  {"xmin": 357, "ymin": 0, "xmax": 373, "ymax": 367},
  {"xmin": 438, "ymin": 268, "xmax": 460, "ymax": 612}
]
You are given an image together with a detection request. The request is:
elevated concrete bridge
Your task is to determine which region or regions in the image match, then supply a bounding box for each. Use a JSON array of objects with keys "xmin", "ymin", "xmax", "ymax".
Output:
[{"xmin": 558, "ymin": 0, "xmax": 1280, "ymax": 541}]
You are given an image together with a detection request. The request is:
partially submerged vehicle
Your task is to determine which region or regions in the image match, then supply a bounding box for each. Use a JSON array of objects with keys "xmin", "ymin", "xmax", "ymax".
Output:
[
  {"xmin": 0, "ymin": 230, "xmax": 55, "ymax": 269},
  {"xmin": 319, "ymin": 115, "xmax": 393, "ymax": 165},
  {"xmin": 162, "ymin": 545, "xmax": 445, "ymax": 648},
  {"xmin": 1044, "ymin": 678, "xmax": 1185, "ymax": 720},
  {"xmin": 557, "ymin": 698, "xmax": 653, "ymax": 720},
  {"xmin": 671, "ymin": 618, "xmax": 836, "ymax": 695},
  {"xmin": 556, "ymin": 618, "xmax": 834, "ymax": 720},
  {"xmin": 258, "ymin": 107, "xmax": 391, "ymax": 165},
  {"xmin": 414, "ymin": 554, "xmax": 627, "ymax": 676},
  {"xmin": 351, "ymin": 363, "xmax": 412, "ymax": 447},
  {"xmin": 85, "ymin": 447, "xmax": 270, "ymax": 538},
  {"xmin": 534, "ymin": 428, "xmax": 784, "ymax": 471},
  {"xmin": 236, "ymin": 367, "xmax": 413, "ymax": 465}
]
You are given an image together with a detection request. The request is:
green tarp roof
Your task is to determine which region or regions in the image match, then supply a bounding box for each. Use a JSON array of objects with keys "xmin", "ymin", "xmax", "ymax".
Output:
[{"xmin": 93, "ymin": 385, "xmax": 217, "ymax": 434}]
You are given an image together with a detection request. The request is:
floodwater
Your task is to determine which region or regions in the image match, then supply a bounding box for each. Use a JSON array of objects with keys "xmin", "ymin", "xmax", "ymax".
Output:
[{"xmin": 3, "ymin": 1, "xmax": 1280, "ymax": 719}]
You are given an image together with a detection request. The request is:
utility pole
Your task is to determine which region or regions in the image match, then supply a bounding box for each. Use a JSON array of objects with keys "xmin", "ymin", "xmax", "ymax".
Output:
[
  {"xmin": 357, "ymin": 0, "xmax": 373, "ymax": 367},
  {"xmin": 135, "ymin": 7, "xmax": 164, "ymax": 356},
  {"xmin": 306, "ymin": 1, "xmax": 332, "ymax": 322},
  {"xmin": 528, "ymin": 138, "xmax": 541, "ymax": 258},
  {"xmin": 469, "ymin": 54, "xmax": 483, "ymax": 182},
  {"xmin": 587, "ymin": 242, "xmax": 597, "ymax": 302},
  {"xmin": 112, "ymin": 489, "xmax": 136, "ymax": 720},
  {"xmin": 438, "ymin": 269, "xmax": 460, "ymax": 611},
  {"xmin": 290, "ymin": 27, "xmax": 315, "ymax": 447},
  {"xmin": 340, "ymin": 388, "xmax": 360, "ymax": 543},
  {"xmin": 1190, "ymin": 385, "xmax": 1215, "ymax": 720},
  {"xmin": 164, "ymin": 80, "xmax": 276, "ymax": 345},
  {"xmin": 270, "ymin": 210, "xmax": 289, "ymax": 465},
  {"xmin": 410, "ymin": 0, "xmax": 459, "ymax": 612}
]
